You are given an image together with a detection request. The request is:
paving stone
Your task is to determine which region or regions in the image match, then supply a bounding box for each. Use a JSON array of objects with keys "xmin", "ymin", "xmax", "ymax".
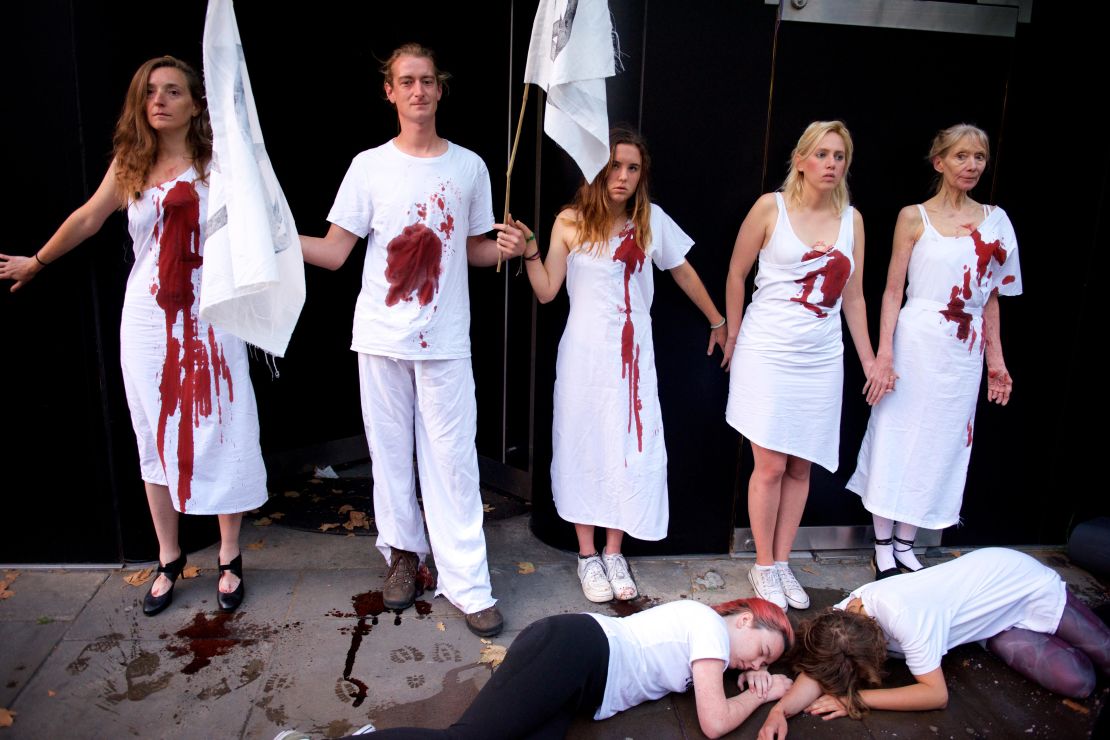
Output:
[{"xmin": 0, "ymin": 571, "xmax": 107, "ymax": 621}]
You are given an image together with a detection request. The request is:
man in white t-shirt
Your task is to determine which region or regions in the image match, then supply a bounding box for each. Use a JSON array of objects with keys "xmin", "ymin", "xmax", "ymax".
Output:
[{"xmin": 299, "ymin": 43, "xmax": 524, "ymax": 637}]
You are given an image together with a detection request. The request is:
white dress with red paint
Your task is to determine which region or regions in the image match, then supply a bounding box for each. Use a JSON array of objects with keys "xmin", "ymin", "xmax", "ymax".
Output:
[
  {"xmin": 847, "ymin": 205, "xmax": 1021, "ymax": 529},
  {"xmin": 551, "ymin": 204, "xmax": 693, "ymax": 541},
  {"xmin": 121, "ymin": 167, "xmax": 268, "ymax": 515},
  {"xmin": 726, "ymin": 192, "xmax": 856, "ymax": 472}
]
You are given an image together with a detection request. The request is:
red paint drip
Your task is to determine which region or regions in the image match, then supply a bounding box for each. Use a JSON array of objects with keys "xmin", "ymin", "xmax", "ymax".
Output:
[
  {"xmin": 966, "ymin": 418, "xmax": 974, "ymax": 447},
  {"xmin": 791, "ymin": 249, "xmax": 851, "ymax": 318},
  {"xmin": 613, "ymin": 226, "xmax": 645, "ymax": 451},
  {"xmin": 384, "ymin": 223, "xmax": 442, "ymax": 306},
  {"xmin": 965, "ymin": 225, "xmax": 1007, "ymax": 286},
  {"xmin": 153, "ymin": 181, "xmax": 229, "ymax": 511},
  {"xmin": 940, "ymin": 269, "xmax": 974, "ymax": 342},
  {"xmin": 416, "ymin": 203, "xmax": 427, "ymax": 219},
  {"xmin": 207, "ymin": 326, "xmax": 234, "ymax": 424},
  {"xmin": 436, "ymin": 196, "xmax": 444, "ymax": 210},
  {"xmin": 1002, "ymin": 275, "xmax": 1016, "ymax": 285},
  {"xmin": 438, "ymin": 213, "xmax": 455, "ymax": 240},
  {"xmin": 969, "ymin": 327, "xmax": 978, "ymax": 354}
]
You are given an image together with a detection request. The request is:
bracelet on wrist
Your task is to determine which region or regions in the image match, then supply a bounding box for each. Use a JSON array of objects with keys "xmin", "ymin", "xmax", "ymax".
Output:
[
  {"xmin": 709, "ymin": 317, "xmax": 726, "ymax": 329},
  {"xmin": 525, "ymin": 233, "xmax": 536, "ymax": 242},
  {"xmin": 524, "ymin": 250, "xmax": 541, "ymax": 261},
  {"xmin": 34, "ymin": 252, "xmax": 49, "ymax": 267}
]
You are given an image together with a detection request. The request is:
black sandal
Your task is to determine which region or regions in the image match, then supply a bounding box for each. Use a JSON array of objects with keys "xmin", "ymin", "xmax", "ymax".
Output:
[
  {"xmin": 893, "ymin": 535, "xmax": 923, "ymax": 573},
  {"xmin": 871, "ymin": 537, "xmax": 902, "ymax": 581},
  {"xmin": 143, "ymin": 552, "xmax": 187, "ymax": 616},
  {"xmin": 217, "ymin": 553, "xmax": 245, "ymax": 613}
]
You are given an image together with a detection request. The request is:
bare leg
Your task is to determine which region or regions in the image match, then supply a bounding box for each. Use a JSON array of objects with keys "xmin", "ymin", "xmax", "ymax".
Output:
[
  {"xmin": 217, "ymin": 513, "xmax": 243, "ymax": 593},
  {"xmin": 872, "ymin": 514, "xmax": 895, "ymax": 571},
  {"xmin": 574, "ymin": 524, "xmax": 596, "ymax": 557},
  {"xmin": 602, "ymin": 529, "xmax": 624, "ymax": 556},
  {"xmin": 1055, "ymin": 591, "xmax": 1110, "ymax": 676},
  {"xmin": 145, "ymin": 482, "xmax": 180, "ymax": 598},
  {"xmin": 987, "ymin": 627, "xmax": 1096, "ymax": 698},
  {"xmin": 748, "ymin": 442, "xmax": 788, "ymax": 566},
  {"xmin": 771, "ymin": 455, "xmax": 810, "ymax": 562},
  {"xmin": 893, "ymin": 521, "xmax": 924, "ymax": 571}
]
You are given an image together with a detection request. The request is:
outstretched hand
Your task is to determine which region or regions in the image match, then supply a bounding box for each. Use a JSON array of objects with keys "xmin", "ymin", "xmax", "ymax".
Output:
[{"xmin": 0, "ymin": 253, "xmax": 41, "ymax": 292}]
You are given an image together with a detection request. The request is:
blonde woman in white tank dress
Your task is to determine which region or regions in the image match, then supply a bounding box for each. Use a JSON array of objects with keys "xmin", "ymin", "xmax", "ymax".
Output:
[
  {"xmin": 724, "ymin": 122, "xmax": 882, "ymax": 612},
  {"xmin": 847, "ymin": 125, "xmax": 1021, "ymax": 579}
]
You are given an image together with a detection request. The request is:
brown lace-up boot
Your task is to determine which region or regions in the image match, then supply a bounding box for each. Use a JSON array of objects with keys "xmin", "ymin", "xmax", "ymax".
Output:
[{"xmin": 383, "ymin": 549, "xmax": 420, "ymax": 610}]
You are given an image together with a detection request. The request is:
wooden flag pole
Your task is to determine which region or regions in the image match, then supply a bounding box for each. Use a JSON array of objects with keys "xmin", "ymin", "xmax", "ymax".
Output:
[{"xmin": 498, "ymin": 84, "xmax": 532, "ymax": 272}]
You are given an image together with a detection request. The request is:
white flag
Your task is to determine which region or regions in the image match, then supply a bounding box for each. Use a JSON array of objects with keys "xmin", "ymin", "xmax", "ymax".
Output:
[
  {"xmin": 524, "ymin": 0, "xmax": 616, "ymax": 183},
  {"xmin": 201, "ymin": 0, "xmax": 305, "ymax": 357}
]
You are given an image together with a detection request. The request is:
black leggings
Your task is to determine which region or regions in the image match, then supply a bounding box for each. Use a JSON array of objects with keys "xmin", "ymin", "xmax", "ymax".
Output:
[{"xmin": 364, "ymin": 613, "xmax": 610, "ymax": 740}]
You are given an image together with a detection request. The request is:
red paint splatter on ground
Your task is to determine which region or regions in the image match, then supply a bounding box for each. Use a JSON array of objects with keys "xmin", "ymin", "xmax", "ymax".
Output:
[
  {"xmin": 965, "ymin": 225, "xmax": 1008, "ymax": 285},
  {"xmin": 608, "ymin": 594, "xmax": 660, "ymax": 618},
  {"xmin": 343, "ymin": 590, "xmax": 388, "ymax": 707},
  {"xmin": 166, "ymin": 612, "xmax": 253, "ymax": 675},
  {"xmin": 153, "ymin": 181, "xmax": 230, "ymax": 511},
  {"xmin": 966, "ymin": 418, "xmax": 974, "ymax": 447},
  {"xmin": 940, "ymin": 268, "xmax": 974, "ymax": 342},
  {"xmin": 1002, "ymin": 275, "xmax": 1016, "ymax": 285},
  {"xmin": 414, "ymin": 600, "xmax": 432, "ymax": 616},
  {"xmin": 613, "ymin": 226, "xmax": 645, "ymax": 451},
  {"xmin": 384, "ymin": 223, "xmax": 442, "ymax": 307},
  {"xmin": 791, "ymin": 249, "xmax": 851, "ymax": 318}
]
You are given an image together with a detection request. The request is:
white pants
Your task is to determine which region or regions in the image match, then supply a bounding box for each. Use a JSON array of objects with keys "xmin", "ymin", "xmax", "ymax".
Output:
[{"xmin": 357, "ymin": 353, "xmax": 495, "ymax": 614}]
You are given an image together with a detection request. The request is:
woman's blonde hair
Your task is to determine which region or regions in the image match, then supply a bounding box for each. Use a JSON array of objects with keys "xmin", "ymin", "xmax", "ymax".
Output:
[
  {"xmin": 780, "ymin": 120, "xmax": 853, "ymax": 214},
  {"xmin": 928, "ymin": 123, "xmax": 991, "ymax": 194},
  {"xmin": 113, "ymin": 56, "xmax": 211, "ymax": 203},
  {"xmin": 569, "ymin": 127, "xmax": 652, "ymax": 255}
]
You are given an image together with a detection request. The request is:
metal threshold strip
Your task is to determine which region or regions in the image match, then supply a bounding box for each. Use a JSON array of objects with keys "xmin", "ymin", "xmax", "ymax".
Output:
[{"xmin": 732, "ymin": 525, "xmax": 943, "ymax": 554}]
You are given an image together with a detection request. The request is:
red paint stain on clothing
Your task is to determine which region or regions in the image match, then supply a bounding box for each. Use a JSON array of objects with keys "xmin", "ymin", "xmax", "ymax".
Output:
[
  {"xmin": 153, "ymin": 181, "xmax": 230, "ymax": 511},
  {"xmin": 436, "ymin": 196, "xmax": 445, "ymax": 210},
  {"xmin": 940, "ymin": 268, "xmax": 974, "ymax": 343},
  {"xmin": 966, "ymin": 418, "xmax": 974, "ymax": 447},
  {"xmin": 965, "ymin": 225, "xmax": 1008, "ymax": 286},
  {"xmin": 791, "ymin": 248, "xmax": 851, "ymax": 318},
  {"xmin": 384, "ymin": 223, "xmax": 442, "ymax": 306},
  {"xmin": 419, "ymin": 332, "xmax": 428, "ymax": 349},
  {"xmin": 1002, "ymin": 275, "xmax": 1016, "ymax": 285},
  {"xmin": 437, "ymin": 213, "xmax": 455, "ymax": 240},
  {"xmin": 416, "ymin": 203, "xmax": 427, "ymax": 220},
  {"xmin": 613, "ymin": 226, "xmax": 645, "ymax": 451}
]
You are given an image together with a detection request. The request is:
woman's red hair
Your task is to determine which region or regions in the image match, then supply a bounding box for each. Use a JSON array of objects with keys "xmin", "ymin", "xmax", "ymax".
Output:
[{"xmin": 713, "ymin": 597, "xmax": 795, "ymax": 652}]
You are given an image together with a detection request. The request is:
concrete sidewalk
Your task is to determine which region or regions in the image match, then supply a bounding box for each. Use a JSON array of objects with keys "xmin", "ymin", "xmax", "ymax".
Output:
[{"xmin": 1, "ymin": 512, "xmax": 1106, "ymax": 739}]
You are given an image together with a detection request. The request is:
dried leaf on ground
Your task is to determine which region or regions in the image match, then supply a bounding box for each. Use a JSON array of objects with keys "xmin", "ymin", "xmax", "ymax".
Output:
[
  {"xmin": 800, "ymin": 566, "xmax": 816, "ymax": 574},
  {"xmin": 284, "ymin": 490, "xmax": 301, "ymax": 498},
  {"xmin": 337, "ymin": 504, "xmax": 355, "ymax": 515},
  {"xmin": 254, "ymin": 517, "xmax": 273, "ymax": 527},
  {"xmin": 482, "ymin": 504, "xmax": 495, "ymax": 513},
  {"xmin": 47, "ymin": 690, "xmax": 56, "ymax": 698},
  {"xmin": 0, "ymin": 571, "xmax": 19, "ymax": 599},
  {"xmin": 246, "ymin": 540, "xmax": 265, "ymax": 551},
  {"xmin": 347, "ymin": 511, "xmax": 370, "ymax": 530},
  {"xmin": 124, "ymin": 567, "xmax": 154, "ymax": 587},
  {"xmin": 517, "ymin": 562, "xmax": 535, "ymax": 575},
  {"xmin": 951, "ymin": 550, "xmax": 962, "ymax": 558},
  {"xmin": 268, "ymin": 512, "xmax": 285, "ymax": 520},
  {"xmin": 478, "ymin": 644, "xmax": 507, "ymax": 669},
  {"xmin": 436, "ymin": 622, "xmax": 446, "ymax": 631},
  {"xmin": 319, "ymin": 523, "xmax": 340, "ymax": 532},
  {"xmin": 181, "ymin": 565, "xmax": 201, "ymax": 579},
  {"xmin": 0, "ymin": 707, "xmax": 15, "ymax": 727},
  {"xmin": 1062, "ymin": 699, "xmax": 1090, "ymax": 715}
]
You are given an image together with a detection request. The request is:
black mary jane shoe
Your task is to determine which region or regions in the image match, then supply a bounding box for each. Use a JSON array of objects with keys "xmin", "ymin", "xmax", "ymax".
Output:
[
  {"xmin": 893, "ymin": 535, "xmax": 924, "ymax": 574},
  {"xmin": 217, "ymin": 554, "xmax": 245, "ymax": 613},
  {"xmin": 871, "ymin": 538, "xmax": 902, "ymax": 581},
  {"xmin": 143, "ymin": 553, "xmax": 187, "ymax": 617}
]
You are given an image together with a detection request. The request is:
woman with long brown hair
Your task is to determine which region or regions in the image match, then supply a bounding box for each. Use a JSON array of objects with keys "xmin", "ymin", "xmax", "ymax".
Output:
[
  {"xmin": 757, "ymin": 549, "xmax": 1110, "ymax": 737},
  {"xmin": 518, "ymin": 128, "xmax": 726, "ymax": 603},
  {"xmin": 0, "ymin": 56, "xmax": 267, "ymax": 615},
  {"xmin": 724, "ymin": 121, "xmax": 881, "ymax": 613}
]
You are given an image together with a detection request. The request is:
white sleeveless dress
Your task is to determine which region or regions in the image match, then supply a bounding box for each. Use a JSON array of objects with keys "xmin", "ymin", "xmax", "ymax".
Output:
[
  {"xmin": 550, "ymin": 204, "xmax": 692, "ymax": 540},
  {"xmin": 847, "ymin": 205, "xmax": 1021, "ymax": 529},
  {"xmin": 726, "ymin": 192, "xmax": 856, "ymax": 472},
  {"xmin": 120, "ymin": 168, "xmax": 268, "ymax": 515}
]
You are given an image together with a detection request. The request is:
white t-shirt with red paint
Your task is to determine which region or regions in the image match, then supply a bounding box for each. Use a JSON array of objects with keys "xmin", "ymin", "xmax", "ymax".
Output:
[{"xmin": 328, "ymin": 140, "xmax": 495, "ymax": 359}]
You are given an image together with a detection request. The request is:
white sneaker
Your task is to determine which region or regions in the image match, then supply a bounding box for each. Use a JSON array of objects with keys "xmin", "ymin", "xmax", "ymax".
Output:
[
  {"xmin": 577, "ymin": 554, "xmax": 614, "ymax": 602},
  {"xmin": 775, "ymin": 562, "xmax": 811, "ymax": 610},
  {"xmin": 602, "ymin": 552, "xmax": 638, "ymax": 601},
  {"xmin": 748, "ymin": 565, "xmax": 788, "ymax": 610}
]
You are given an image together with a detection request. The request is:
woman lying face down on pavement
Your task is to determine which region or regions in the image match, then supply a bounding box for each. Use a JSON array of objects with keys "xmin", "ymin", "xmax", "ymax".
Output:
[{"xmin": 756, "ymin": 548, "xmax": 1110, "ymax": 738}]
